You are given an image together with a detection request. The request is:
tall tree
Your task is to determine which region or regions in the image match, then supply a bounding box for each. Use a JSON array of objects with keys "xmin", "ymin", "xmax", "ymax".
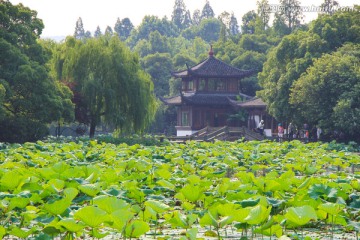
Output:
[
  {"xmin": 105, "ymin": 26, "xmax": 113, "ymax": 36},
  {"xmin": 229, "ymin": 13, "xmax": 240, "ymax": 35},
  {"xmin": 128, "ymin": 15, "xmax": 178, "ymax": 45},
  {"xmin": 0, "ymin": 1, "xmax": 74, "ymax": 142},
  {"xmin": 241, "ymin": 11, "xmax": 257, "ymax": 34},
  {"xmin": 257, "ymin": 0, "xmax": 270, "ymax": 30},
  {"xmin": 272, "ymin": 12, "xmax": 291, "ymax": 36},
  {"xmin": 201, "ymin": 0, "xmax": 215, "ymax": 19},
  {"xmin": 141, "ymin": 53, "xmax": 173, "ymax": 97},
  {"xmin": 94, "ymin": 26, "xmax": 102, "ymax": 38},
  {"xmin": 114, "ymin": 17, "xmax": 134, "ymax": 41},
  {"xmin": 85, "ymin": 31, "xmax": 92, "ymax": 39},
  {"xmin": 171, "ymin": 0, "xmax": 187, "ymax": 30},
  {"xmin": 197, "ymin": 18, "xmax": 222, "ymax": 43},
  {"xmin": 53, "ymin": 36, "xmax": 157, "ymax": 137},
  {"xmin": 74, "ymin": 17, "xmax": 85, "ymax": 40},
  {"xmin": 183, "ymin": 10, "xmax": 193, "ymax": 29},
  {"xmin": 320, "ymin": 0, "xmax": 339, "ymax": 15},
  {"xmin": 192, "ymin": 9, "xmax": 201, "ymax": 25},
  {"xmin": 277, "ymin": 0, "xmax": 303, "ymax": 31},
  {"xmin": 290, "ymin": 44, "xmax": 360, "ymax": 140},
  {"xmin": 258, "ymin": 8, "xmax": 360, "ymax": 123},
  {"xmin": 149, "ymin": 31, "xmax": 170, "ymax": 53}
]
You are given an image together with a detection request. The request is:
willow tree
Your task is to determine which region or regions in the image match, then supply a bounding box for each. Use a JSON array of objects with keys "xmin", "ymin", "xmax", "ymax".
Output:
[{"xmin": 52, "ymin": 36, "xmax": 157, "ymax": 137}]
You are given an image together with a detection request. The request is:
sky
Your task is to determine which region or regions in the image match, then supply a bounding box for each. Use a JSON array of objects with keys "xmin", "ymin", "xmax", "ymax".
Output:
[{"xmin": 8, "ymin": 0, "xmax": 359, "ymax": 38}]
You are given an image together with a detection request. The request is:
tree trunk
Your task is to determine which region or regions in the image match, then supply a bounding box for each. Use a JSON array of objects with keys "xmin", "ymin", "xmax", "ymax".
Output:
[{"xmin": 89, "ymin": 121, "xmax": 96, "ymax": 138}]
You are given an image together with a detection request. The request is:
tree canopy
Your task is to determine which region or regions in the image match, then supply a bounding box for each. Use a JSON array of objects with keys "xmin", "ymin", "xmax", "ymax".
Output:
[
  {"xmin": 52, "ymin": 36, "xmax": 157, "ymax": 137},
  {"xmin": 0, "ymin": 0, "xmax": 74, "ymax": 142},
  {"xmin": 258, "ymin": 7, "xmax": 360, "ymax": 140}
]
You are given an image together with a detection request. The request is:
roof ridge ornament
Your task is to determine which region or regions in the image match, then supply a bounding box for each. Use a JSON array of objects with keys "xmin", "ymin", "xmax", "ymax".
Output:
[{"xmin": 209, "ymin": 44, "xmax": 214, "ymax": 57}]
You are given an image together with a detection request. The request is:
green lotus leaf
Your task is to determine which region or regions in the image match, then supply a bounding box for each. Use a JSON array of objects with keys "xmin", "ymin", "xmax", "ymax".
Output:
[
  {"xmin": 63, "ymin": 188, "xmax": 79, "ymax": 201},
  {"xmin": 318, "ymin": 203, "xmax": 345, "ymax": 216},
  {"xmin": 0, "ymin": 226, "xmax": 6, "ymax": 239},
  {"xmin": 124, "ymin": 220, "xmax": 150, "ymax": 238},
  {"xmin": 245, "ymin": 205, "xmax": 272, "ymax": 225},
  {"xmin": 0, "ymin": 171, "xmax": 22, "ymax": 191},
  {"xmin": 232, "ymin": 208, "xmax": 251, "ymax": 222},
  {"xmin": 93, "ymin": 195, "xmax": 128, "ymax": 213},
  {"xmin": 9, "ymin": 227, "xmax": 36, "ymax": 239},
  {"xmin": 144, "ymin": 200, "xmax": 170, "ymax": 213},
  {"xmin": 110, "ymin": 209, "xmax": 135, "ymax": 231},
  {"xmin": 157, "ymin": 179, "xmax": 175, "ymax": 190},
  {"xmin": 186, "ymin": 228, "xmax": 198, "ymax": 240},
  {"xmin": 43, "ymin": 198, "xmax": 71, "ymax": 216},
  {"xmin": 199, "ymin": 211, "xmax": 218, "ymax": 228},
  {"xmin": 78, "ymin": 184, "xmax": 101, "ymax": 197},
  {"xmin": 180, "ymin": 184, "xmax": 203, "ymax": 203},
  {"xmin": 37, "ymin": 168, "xmax": 58, "ymax": 180},
  {"xmin": 57, "ymin": 218, "xmax": 86, "ymax": 232},
  {"xmin": 91, "ymin": 228, "xmax": 109, "ymax": 239},
  {"xmin": 155, "ymin": 168, "xmax": 172, "ymax": 179},
  {"xmin": 8, "ymin": 197, "xmax": 30, "ymax": 211},
  {"xmin": 285, "ymin": 205, "xmax": 317, "ymax": 226},
  {"xmin": 165, "ymin": 210, "xmax": 188, "ymax": 228},
  {"xmin": 21, "ymin": 182, "xmax": 43, "ymax": 192},
  {"xmin": 74, "ymin": 206, "xmax": 109, "ymax": 228},
  {"xmin": 52, "ymin": 162, "xmax": 70, "ymax": 174},
  {"xmin": 236, "ymin": 198, "xmax": 261, "ymax": 208},
  {"xmin": 308, "ymin": 184, "xmax": 338, "ymax": 200},
  {"xmin": 254, "ymin": 224, "xmax": 283, "ymax": 237},
  {"xmin": 48, "ymin": 179, "xmax": 65, "ymax": 190}
]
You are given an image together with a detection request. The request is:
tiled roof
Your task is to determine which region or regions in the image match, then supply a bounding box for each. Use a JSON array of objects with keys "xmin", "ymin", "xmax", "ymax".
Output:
[
  {"xmin": 172, "ymin": 55, "xmax": 254, "ymax": 78},
  {"xmin": 160, "ymin": 96, "xmax": 182, "ymax": 105},
  {"xmin": 182, "ymin": 92, "xmax": 238, "ymax": 106},
  {"xmin": 162, "ymin": 93, "xmax": 259, "ymax": 107},
  {"xmin": 230, "ymin": 97, "xmax": 267, "ymax": 108}
]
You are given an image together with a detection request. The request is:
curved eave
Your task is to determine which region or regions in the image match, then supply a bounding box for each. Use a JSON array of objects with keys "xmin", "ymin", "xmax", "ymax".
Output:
[
  {"xmin": 229, "ymin": 97, "xmax": 267, "ymax": 109},
  {"xmin": 160, "ymin": 96, "xmax": 182, "ymax": 106}
]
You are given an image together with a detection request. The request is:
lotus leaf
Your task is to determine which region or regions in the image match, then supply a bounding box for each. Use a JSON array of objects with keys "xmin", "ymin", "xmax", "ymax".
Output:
[
  {"xmin": 93, "ymin": 195, "xmax": 128, "ymax": 213},
  {"xmin": 285, "ymin": 205, "xmax": 317, "ymax": 226},
  {"xmin": 74, "ymin": 206, "xmax": 109, "ymax": 228}
]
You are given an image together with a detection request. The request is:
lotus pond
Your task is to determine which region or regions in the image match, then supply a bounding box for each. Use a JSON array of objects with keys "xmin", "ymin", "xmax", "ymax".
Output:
[{"xmin": 0, "ymin": 140, "xmax": 359, "ymax": 240}]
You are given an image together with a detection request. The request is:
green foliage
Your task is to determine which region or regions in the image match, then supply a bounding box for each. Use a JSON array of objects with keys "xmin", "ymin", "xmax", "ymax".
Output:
[
  {"xmin": 52, "ymin": 36, "xmax": 157, "ymax": 137},
  {"xmin": 290, "ymin": 43, "xmax": 360, "ymax": 140},
  {"xmin": 0, "ymin": 1, "xmax": 74, "ymax": 142},
  {"xmin": 114, "ymin": 17, "xmax": 134, "ymax": 41},
  {"xmin": 258, "ymin": 8, "xmax": 360, "ymax": 131},
  {"xmin": 0, "ymin": 140, "xmax": 359, "ymax": 239}
]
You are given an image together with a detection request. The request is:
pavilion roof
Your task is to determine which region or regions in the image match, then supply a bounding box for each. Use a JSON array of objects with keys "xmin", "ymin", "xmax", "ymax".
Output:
[
  {"xmin": 229, "ymin": 97, "xmax": 267, "ymax": 109},
  {"xmin": 161, "ymin": 92, "xmax": 240, "ymax": 106},
  {"xmin": 172, "ymin": 48, "xmax": 254, "ymax": 79}
]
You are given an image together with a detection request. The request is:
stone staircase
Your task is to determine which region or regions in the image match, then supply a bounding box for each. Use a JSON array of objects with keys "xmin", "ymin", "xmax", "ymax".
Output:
[{"xmin": 191, "ymin": 126, "xmax": 265, "ymax": 142}]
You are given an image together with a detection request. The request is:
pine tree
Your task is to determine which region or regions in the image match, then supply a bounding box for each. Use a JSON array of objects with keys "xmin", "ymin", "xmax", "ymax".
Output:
[
  {"xmin": 278, "ymin": 0, "xmax": 303, "ymax": 30},
  {"xmin": 320, "ymin": 0, "xmax": 339, "ymax": 15},
  {"xmin": 183, "ymin": 10, "xmax": 192, "ymax": 29},
  {"xmin": 201, "ymin": 0, "xmax": 215, "ymax": 19},
  {"xmin": 171, "ymin": 0, "xmax": 187, "ymax": 30},
  {"xmin": 114, "ymin": 18, "xmax": 134, "ymax": 41},
  {"xmin": 105, "ymin": 26, "xmax": 113, "ymax": 36},
  {"xmin": 74, "ymin": 17, "xmax": 85, "ymax": 40},
  {"xmin": 114, "ymin": 18, "xmax": 122, "ymax": 38},
  {"xmin": 229, "ymin": 13, "xmax": 240, "ymax": 35},
  {"xmin": 94, "ymin": 26, "xmax": 102, "ymax": 38},
  {"xmin": 192, "ymin": 9, "xmax": 201, "ymax": 25},
  {"xmin": 242, "ymin": 11, "xmax": 257, "ymax": 34},
  {"xmin": 257, "ymin": 0, "xmax": 270, "ymax": 30},
  {"xmin": 85, "ymin": 31, "xmax": 92, "ymax": 39}
]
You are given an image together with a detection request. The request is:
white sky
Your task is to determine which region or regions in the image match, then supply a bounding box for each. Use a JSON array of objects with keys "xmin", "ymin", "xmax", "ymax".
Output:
[{"xmin": 8, "ymin": 0, "xmax": 359, "ymax": 37}]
